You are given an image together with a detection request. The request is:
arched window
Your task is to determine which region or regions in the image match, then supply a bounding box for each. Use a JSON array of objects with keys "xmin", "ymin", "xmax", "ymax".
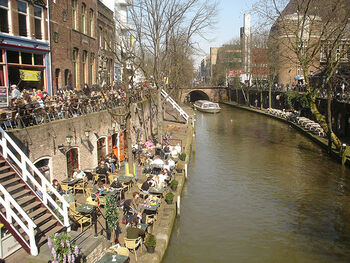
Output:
[
  {"xmin": 34, "ymin": 157, "xmax": 51, "ymax": 182},
  {"xmin": 81, "ymin": 3, "xmax": 86, "ymax": 34}
]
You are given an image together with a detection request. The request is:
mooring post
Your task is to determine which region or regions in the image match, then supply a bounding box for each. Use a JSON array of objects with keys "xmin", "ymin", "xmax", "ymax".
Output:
[
  {"xmin": 177, "ymin": 195, "xmax": 181, "ymax": 216},
  {"xmin": 184, "ymin": 164, "xmax": 188, "ymax": 179}
]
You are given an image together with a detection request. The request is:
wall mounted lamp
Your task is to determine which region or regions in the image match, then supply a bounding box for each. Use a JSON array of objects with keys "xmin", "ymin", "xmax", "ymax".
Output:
[
  {"xmin": 57, "ymin": 135, "xmax": 73, "ymax": 154},
  {"xmin": 81, "ymin": 129, "xmax": 90, "ymax": 143}
]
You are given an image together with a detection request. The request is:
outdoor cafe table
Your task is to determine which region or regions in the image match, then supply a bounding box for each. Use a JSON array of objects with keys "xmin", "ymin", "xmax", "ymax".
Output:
[
  {"xmin": 148, "ymin": 187, "xmax": 165, "ymax": 195},
  {"xmin": 97, "ymin": 252, "xmax": 128, "ymax": 263},
  {"xmin": 137, "ymin": 223, "xmax": 148, "ymax": 232},
  {"xmin": 61, "ymin": 178, "xmax": 81, "ymax": 185},
  {"xmin": 139, "ymin": 200, "xmax": 159, "ymax": 212},
  {"xmin": 117, "ymin": 176, "xmax": 133, "ymax": 183},
  {"xmin": 76, "ymin": 203, "xmax": 96, "ymax": 214}
]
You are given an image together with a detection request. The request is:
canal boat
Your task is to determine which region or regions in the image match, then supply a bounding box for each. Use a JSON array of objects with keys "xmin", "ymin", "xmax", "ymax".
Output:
[{"xmin": 193, "ymin": 100, "xmax": 221, "ymax": 113}]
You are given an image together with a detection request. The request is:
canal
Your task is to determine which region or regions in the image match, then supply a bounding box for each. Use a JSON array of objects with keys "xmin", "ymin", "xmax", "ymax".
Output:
[{"xmin": 163, "ymin": 105, "xmax": 350, "ymax": 263}]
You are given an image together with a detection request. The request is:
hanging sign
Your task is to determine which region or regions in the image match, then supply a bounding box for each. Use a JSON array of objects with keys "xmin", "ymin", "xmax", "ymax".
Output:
[{"xmin": 19, "ymin": 70, "xmax": 42, "ymax": 81}]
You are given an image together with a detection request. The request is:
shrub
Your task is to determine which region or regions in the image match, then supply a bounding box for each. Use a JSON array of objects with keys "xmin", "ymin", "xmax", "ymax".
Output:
[
  {"xmin": 165, "ymin": 192, "xmax": 174, "ymax": 201},
  {"xmin": 145, "ymin": 234, "xmax": 156, "ymax": 248},
  {"xmin": 48, "ymin": 232, "xmax": 79, "ymax": 263}
]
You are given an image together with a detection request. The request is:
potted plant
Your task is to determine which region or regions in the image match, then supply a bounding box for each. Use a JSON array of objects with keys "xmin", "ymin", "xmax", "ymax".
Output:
[
  {"xmin": 145, "ymin": 234, "xmax": 156, "ymax": 253},
  {"xmin": 179, "ymin": 152, "xmax": 186, "ymax": 161},
  {"xmin": 170, "ymin": 180, "xmax": 179, "ymax": 191},
  {"xmin": 48, "ymin": 232, "xmax": 80, "ymax": 263},
  {"xmin": 105, "ymin": 193, "xmax": 119, "ymax": 241},
  {"xmin": 165, "ymin": 192, "xmax": 174, "ymax": 204}
]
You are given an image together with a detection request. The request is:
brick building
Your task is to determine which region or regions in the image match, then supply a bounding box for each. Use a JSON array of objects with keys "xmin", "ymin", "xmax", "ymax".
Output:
[
  {"xmin": 0, "ymin": 0, "xmax": 51, "ymax": 97},
  {"xmin": 49, "ymin": 0, "xmax": 99, "ymax": 93},
  {"xmin": 97, "ymin": 0, "xmax": 115, "ymax": 86},
  {"xmin": 269, "ymin": 0, "xmax": 349, "ymax": 87}
]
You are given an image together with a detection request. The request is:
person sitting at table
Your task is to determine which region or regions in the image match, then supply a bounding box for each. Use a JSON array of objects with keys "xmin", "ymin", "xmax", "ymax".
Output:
[
  {"xmin": 52, "ymin": 179, "xmax": 63, "ymax": 195},
  {"xmin": 95, "ymin": 160, "xmax": 109, "ymax": 175},
  {"xmin": 73, "ymin": 168, "xmax": 85, "ymax": 180},
  {"xmin": 141, "ymin": 176, "xmax": 154, "ymax": 192},
  {"xmin": 168, "ymin": 158, "xmax": 176, "ymax": 171},
  {"xmin": 110, "ymin": 177, "xmax": 123, "ymax": 189},
  {"xmin": 97, "ymin": 180, "xmax": 106, "ymax": 196},
  {"xmin": 126, "ymin": 217, "xmax": 145, "ymax": 240}
]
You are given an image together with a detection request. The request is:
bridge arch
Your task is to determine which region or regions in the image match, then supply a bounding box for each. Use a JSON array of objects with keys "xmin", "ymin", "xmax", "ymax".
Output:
[{"xmin": 187, "ymin": 90, "xmax": 210, "ymax": 102}]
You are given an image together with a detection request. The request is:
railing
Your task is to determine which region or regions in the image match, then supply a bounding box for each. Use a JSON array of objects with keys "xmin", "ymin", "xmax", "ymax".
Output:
[
  {"xmin": 0, "ymin": 184, "xmax": 37, "ymax": 255},
  {"xmin": 0, "ymin": 127, "xmax": 70, "ymax": 235},
  {"xmin": 161, "ymin": 89, "xmax": 189, "ymax": 123}
]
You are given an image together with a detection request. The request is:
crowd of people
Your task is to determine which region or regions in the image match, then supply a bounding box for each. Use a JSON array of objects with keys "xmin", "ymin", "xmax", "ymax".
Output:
[{"xmin": 0, "ymin": 83, "xmax": 152, "ymax": 130}]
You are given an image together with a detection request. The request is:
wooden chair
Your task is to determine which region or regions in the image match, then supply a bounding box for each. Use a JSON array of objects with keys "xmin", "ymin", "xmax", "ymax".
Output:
[
  {"xmin": 145, "ymin": 214, "xmax": 156, "ymax": 225},
  {"xmin": 61, "ymin": 184, "xmax": 73, "ymax": 193},
  {"xmin": 116, "ymin": 247, "xmax": 130, "ymax": 257},
  {"xmin": 74, "ymin": 179, "xmax": 87, "ymax": 195},
  {"xmin": 108, "ymin": 175, "xmax": 115, "ymax": 185},
  {"xmin": 72, "ymin": 211, "xmax": 92, "ymax": 232},
  {"xmin": 124, "ymin": 237, "xmax": 143, "ymax": 261}
]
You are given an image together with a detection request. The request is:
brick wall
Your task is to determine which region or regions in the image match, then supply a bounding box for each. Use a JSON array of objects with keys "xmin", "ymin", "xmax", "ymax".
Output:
[{"xmin": 49, "ymin": 0, "xmax": 99, "ymax": 93}]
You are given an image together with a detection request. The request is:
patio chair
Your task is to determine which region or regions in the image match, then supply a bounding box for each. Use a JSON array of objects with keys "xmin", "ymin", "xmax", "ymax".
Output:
[
  {"xmin": 124, "ymin": 237, "xmax": 143, "ymax": 261},
  {"xmin": 116, "ymin": 247, "xmax": 130, "ymax": 257},
  {"xmin": 74, "ymin": 178, "xmax": 87, "ymax": 195},
  {"xmin": 61, "ymin": 183, "xmax": 73, "ymax": 193}
]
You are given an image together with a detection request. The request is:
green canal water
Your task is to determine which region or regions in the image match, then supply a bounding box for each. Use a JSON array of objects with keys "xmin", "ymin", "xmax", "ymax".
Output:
[{"xmin": 163, "ymin": 104, "xmax": 350, "ymax": 263}]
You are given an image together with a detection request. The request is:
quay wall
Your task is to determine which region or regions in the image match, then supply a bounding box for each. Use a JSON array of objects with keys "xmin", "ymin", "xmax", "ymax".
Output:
[
  {"xmin": 223, "ymin": 101, "xmax": 350, "ymax": 167},
  {"xmin": 141, "ymin": 116, "xmax": 195, "ymax": 263}
]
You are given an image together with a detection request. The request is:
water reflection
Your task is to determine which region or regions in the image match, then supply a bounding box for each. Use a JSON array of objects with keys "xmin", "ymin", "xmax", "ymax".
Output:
[{"xmin": 163, "ymin": 105, "xmax": 350, "ymax": 263}]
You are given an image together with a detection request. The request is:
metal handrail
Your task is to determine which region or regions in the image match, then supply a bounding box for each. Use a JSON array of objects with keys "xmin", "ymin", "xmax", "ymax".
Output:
[
  {"xmin": 0, "ymin": 128, "xmax": 70, "ymax": 230},
  {"xmin": 0, "ymin": 184, "xmax": 37, "ymax": 255},
  {"xmin": 161, "ymin": 89, "xmax": 189, "ymax": 122}
]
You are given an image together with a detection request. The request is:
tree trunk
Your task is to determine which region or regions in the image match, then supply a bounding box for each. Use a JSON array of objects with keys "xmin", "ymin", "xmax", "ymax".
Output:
[
  {"xmin": 260, "ymin": 89, "xmax": 263, "ymax": 110},
  {"xmin": 268, "ymin": 85, "xmax": 272, "ymax": 109},
  {"xmin": 308, "ymin": 94, "xmax": 342, "ymax": 152},
  {"xmin": 327, "ymin": 85, "xmax": 332, "ymax": 154},
  {"xmin": 157, "ymin": 86, "xmax": 163, "ymax": 144},
  {"xmin": 246, "ymin": 88, "xmax": 250, "ymax": 106}
]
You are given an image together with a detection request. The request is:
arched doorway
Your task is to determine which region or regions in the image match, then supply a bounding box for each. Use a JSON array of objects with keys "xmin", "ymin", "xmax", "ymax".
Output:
[
  {"xmin": 188, "ymin": 90, "xmax": 210, "ymax": 102},
  {"xmin": 66, "ymin": 148, "xmax": 79, "ymax": 177},
  {"xmin": 34, "ymin": 157, "xmax": 51, "ymax": 182},
  {"xmin": 97, "ymin": 137, "xmax": 107, "ymax": 163}
]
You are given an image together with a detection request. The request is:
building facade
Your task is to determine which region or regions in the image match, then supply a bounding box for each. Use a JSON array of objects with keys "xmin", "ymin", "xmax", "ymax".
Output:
[
  {"xmin": 97, "ymin": 0, "xmax": 115, "ymax": 86},
  {"xmin": 49, "ymin": 0, "xmax": 98, "ymax": 93},
  {"xmin": 0, "ymin": 0, "xmax": 51, "ymax": 96}
]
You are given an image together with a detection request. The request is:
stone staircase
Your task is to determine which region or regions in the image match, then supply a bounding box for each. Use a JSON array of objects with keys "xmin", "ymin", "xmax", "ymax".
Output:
[
  {"xmin": 0, "ymin": 127, "xmax": 70, "ymax": 256},
  {"xmin": 161, "ymin": 89, "xmax": 189, "ymax": 123}
]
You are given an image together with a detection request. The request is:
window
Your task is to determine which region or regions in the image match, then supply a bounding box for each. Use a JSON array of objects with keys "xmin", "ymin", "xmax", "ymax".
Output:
[
  {"xmin": 72, "ymin": 0, "xmax": 77, "ymax": 30},
  {"xmin": 72, "ymin": 48, "xmax": 78, "ymax": 88},
  {"xmin": 18, "ymin": 0, "xmax": 28, "ymax": 37},
  {"xmin": 88, "ymin": 9, "xmax": 93, "ymax": 37},
  {"xmin": 34, "ymin": 6, "xmax": 43, "ymax": 39},
  {"xmin": 21, "ymin": 52, "xmax": 32, "ymax": 64},
  {"xmin": 7, "ymin": 50, "xmax": 19, "ymax": 64},
  {"xmin": 89, "ymin": 53, "xmax": 94, "ymax": 85},
  {"xmin": 34, "ymin": 54, "xmax": 43, "ymax": 65},
  {"xmin": 81, "ymin": 3, "xmax": 86, "ymax": 34},
  {"xmin": 82, "ymin": 50, "xmax": 87, "ymax": 84},
  {"xmin": 99, "ymin": 27, "xmax": 103, "ymax": 47},
  {"xmin": 0, "ymin": 0, "xmax": 9, "ymax": 33}
]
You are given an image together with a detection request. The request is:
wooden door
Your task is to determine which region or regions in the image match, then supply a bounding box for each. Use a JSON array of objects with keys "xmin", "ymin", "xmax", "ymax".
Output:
[
  {"xmin": 97, "ymin": 137, "xmax": 106, "ymax": 163},
  {"xmin": 66, "ymin": 148, "xmax": 79, "ymax": 177}
]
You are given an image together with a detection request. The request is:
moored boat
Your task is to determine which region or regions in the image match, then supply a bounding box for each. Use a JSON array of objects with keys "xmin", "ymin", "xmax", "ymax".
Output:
[{"xmin": 193, "ymin": 100, "xmax": 221, "ymax": 113}]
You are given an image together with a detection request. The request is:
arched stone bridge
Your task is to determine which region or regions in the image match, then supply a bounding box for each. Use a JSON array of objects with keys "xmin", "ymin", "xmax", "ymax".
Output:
[{"xmin": 180, "ymin": 86, "xmax": 229, "ymax": 102}]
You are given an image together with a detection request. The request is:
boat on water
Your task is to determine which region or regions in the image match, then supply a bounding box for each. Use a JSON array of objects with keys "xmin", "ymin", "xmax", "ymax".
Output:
[{"xmin": 193, "ymin": 100, "xmax": 221, "ymax": 113}]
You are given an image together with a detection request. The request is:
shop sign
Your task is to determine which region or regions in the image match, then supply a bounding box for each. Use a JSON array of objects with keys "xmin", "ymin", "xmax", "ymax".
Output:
[{"xmin": 19, "ymin": 70, "xmax": 42, "ymax": 81}]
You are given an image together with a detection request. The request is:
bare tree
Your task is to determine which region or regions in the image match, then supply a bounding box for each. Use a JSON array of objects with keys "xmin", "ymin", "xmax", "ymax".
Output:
[
  {"xmin": 252, "ymin": 0, "xmax": 350, "ymax": 161},
  {"xmin": 120, "ymin": 0, "xmax": 218, "ymax": 142}
]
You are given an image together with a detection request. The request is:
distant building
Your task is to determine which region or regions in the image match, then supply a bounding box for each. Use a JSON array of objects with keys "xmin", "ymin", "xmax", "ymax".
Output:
[
  {"xmin": 0, "ymin": 0, "xmax": 52, "ymax": 94},
  {"xmin": 240, "ymin": 13, "xmax": 251, "ymax": 85}
]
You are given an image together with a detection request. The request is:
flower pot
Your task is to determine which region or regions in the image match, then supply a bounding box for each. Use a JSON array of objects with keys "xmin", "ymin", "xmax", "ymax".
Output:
[
  {"xmin": 146, "ymin": 246, "xmax": 155, "ymax": 253},
  {"xmin": 171, "ymin": 185, "xmax": 177, "ymax": 191},
  {"xmin": 165, "ymin": 199, "xmax": 173, "ymax": 204}
]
